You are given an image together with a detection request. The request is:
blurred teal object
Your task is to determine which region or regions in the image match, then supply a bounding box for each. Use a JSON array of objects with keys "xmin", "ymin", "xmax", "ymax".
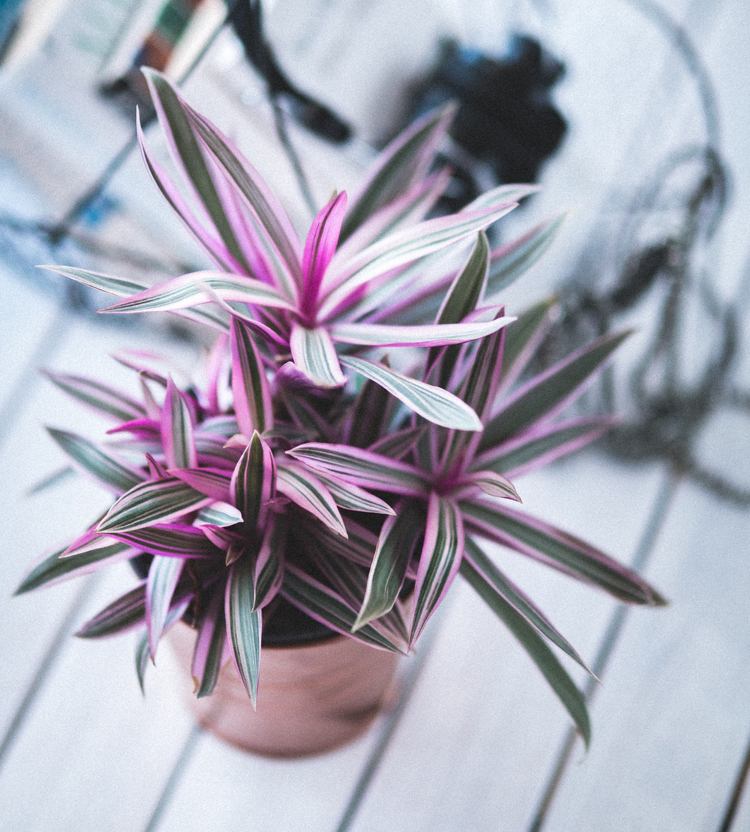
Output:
[{"xmin": 0, "ymin": 0, "xmax": 26, "ymax": 56}]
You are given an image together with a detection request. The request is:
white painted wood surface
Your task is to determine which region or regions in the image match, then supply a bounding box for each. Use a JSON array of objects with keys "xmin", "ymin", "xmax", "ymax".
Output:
[{"xmin": 1, "ymin": 1, "xmax": 748, "ymax": 830}]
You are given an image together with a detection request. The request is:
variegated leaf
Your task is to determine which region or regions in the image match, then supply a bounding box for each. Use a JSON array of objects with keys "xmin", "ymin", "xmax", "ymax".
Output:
[
  {"xmin": 146, "ymin": 555, "xmax": 184, "ymax": 658},
  {"xmin": 460, "ymin": 551, "xmax": 591, "ymax": 746},
  {"xmin": 290, "ymin": 325, "xmax": 345, "ymax": 388},
  {"xmin": 282, "ymin": 566, "xmax": 404, "ymax": 653},
  {"xmin": 226, "ymin": 555, "xmax": 263, "ymax": 705},
  {"xmin": 162, "ymin": 378, "xmax": 196, "ymax": 469},
  {"xmin": 288, "ymin": 442, "xmax": 427, "ymax": 496},
  {"xmin": 15, "ymin": 542, "xmax": 134, "ymax": 594},
  {"xmin": 230, "ymin": 317, "xmax": 273, "ymax": 435},
  {"xmin": 98, "ymin": 478, "xmax": 211, "ymax": 533},
  {"xmin": 410, "ymin": 493, "xmax": 464, "ymax": 645},
  {"xmin": 482, "ymin": 330, "xmax": 631, "ymax": 450},
  {"xmin": 48, "ymin": 428, "xmax": 143, "ymax": 493},
  {"xmin": 231, "ymin": 431, "xmax": 275, "ymax": 530},
  {"xmin": 340, "ymin": 355, "xmax": 482, "ymax": 431},
  {"xmin": 462, "ymin": 499, "xmax": 666, "ymax": 605},
  {"xmin": 43, "ymin": 370, "xmax": 145, "ymax": 422},
  {"xmin": 277, "ymin": 462, "xmax": 347, "ymax": 536},
  {"xmin": 354, "ymin": 502, "xmax": 422, "ymax": 630}
]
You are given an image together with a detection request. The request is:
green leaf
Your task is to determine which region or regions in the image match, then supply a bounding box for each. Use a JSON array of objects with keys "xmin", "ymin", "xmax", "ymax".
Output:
[
  {"xmin": 146, "ymin": 556, "xmax": 184, "ymax": 658},
  {"xmin": 48, "ymin": 428, "xmax": 143, "ymax": 493},
  {"xmin": 162, "ymin": 378, "xmax": 196, "ymax": 469},
  {"xmin": 98, "ymin": 478, "xmax": 210, "ymax": 533},
  {"xmin": 290, "ymin": 324, "xmax": 346, "ymax": 388},
  {"xmin": 462, "ymin": 499, "xmax": 663, "ymax": 605},
  {"xmin": 282, "ymin": 567, "xmax": 404, "ymax": 653},
  {"xmin": 38, "ymin": 265, "xmax": 229, "ymax": 330},
  {"xmin": 487, "ymin": 213, "xmax": 565, "ymax": 295},
  {"xmin": 354, "ymin": 502, "xmax": 422, "ymax": 630},
  {"xmin": 341, "ymin": 355, "xmax": 482, "ymax": 431},
  {"xmin": 463, "ymin": 538, "xmax": 591, "ymax": 673},
  {"xmin": 429, "ymin": 231, "xmax": 489, "ymax": 385},
  {"xmin": 226, "ymin": 554, "xmax": 263, "ymax": 705},
  {"xmin": 460, "ymin": 553, "xmax": 590, "ymax": 746},
  {"xmin": 231, "ymin": 432, "xmax": 275, "ymax": 530},
  {"xmin": 341, "ymin": 103, "xmax": 455, "ymax": 239},
  {"xmin": 230, "ymin": 317, "xmax": 273, "ymax": 434},
  {"xmin": 410, "ymin": 494, "xmax": 463, "ymax": 645},
  {"xmin": 77, "ymin": 584, "xmax": 148, "ymax": 638},
  {"xmin": 43, "ymin": 370, "xmax": 146, "ymax": 422},
  {"xmin": 15, "ymin": 541, "xmax": 132, "ymax": 594},
  {"xmin": 482, "ymin": 330, "xmax": 631, "ymax": 450},
  {"xmin": 143, "ymin": 68, "xmax": 249, "ymax": 271},
  {"xmin": 500, "ymin": 296, "xmax": 557, "ymax": 390},
  {"xmin": 191, "ymin": 591, "xmax": 226, "ymax": 698},
  {"xmin": 277, "ymin": 462, "xmax": 348, "ymax": 536}
]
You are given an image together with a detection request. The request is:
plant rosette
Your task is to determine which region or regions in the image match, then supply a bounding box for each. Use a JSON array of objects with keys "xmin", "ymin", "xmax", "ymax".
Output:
[{"xmin": 17, "ymin": 69, "xmax": 665, "ymax": 756}]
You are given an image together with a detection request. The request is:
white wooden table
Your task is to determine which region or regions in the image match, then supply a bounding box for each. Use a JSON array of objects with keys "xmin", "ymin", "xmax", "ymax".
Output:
[{"xmin": 1, "ymin": 2, "xmax": 749, "ymax": 830}]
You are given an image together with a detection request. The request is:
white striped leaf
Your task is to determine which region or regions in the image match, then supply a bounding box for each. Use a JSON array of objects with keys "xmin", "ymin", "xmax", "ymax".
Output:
[
  {"xmin": 48, "ymin": 428, "xmax": 143, "ymax": 493},
  {"xmin": 226, "ymin": 554, "xmax": 262, "ymax": 705},
  {"xmin": 460, "ymin": 551, "xmax": 591, "ymax": 746},
  {"xmin": 321, "ymin": 200, "xmax": 518, "ymax": 318},
  {"xmin": 161, "ymin": 378, "xmax": 196, "ymax": 469},
  {"xmin": 481, "ymin": 330, "xmax": 631, "ymax": 450},
  {"xmin": 473, "ymin": 417, "xmax": 613, "ymax": 479},
  {"xmin": 330, "ymin": 315, "xmax": 513, "ymax": 348},
  {"xmin": 182, "ymin": 90, "xmax": 302, "ymax": 284},
  {"xmin": 15, "ymin": 542, "xmax": 134, "ymax": 594},
  {"xmin": 231, "ymin": 432, "xmax": 275, "ymax": 530},
  {"xmin": 277, "ymin": 462, "xmax": 347, "ymax": 537},
  {"xmin": 108, "ymin": 525, "xmax": 221, "ymax": 559},
  {"xmin": 313, "ymin": 470, "xmax": 395, "ymax": 515},
  {"xmin": 39, "ymin": 265, "xmax": 229, "ymax": 330},
  {"xmin": 43, "ymin": 370, "xmax": 145, "ymax": 422},
  {"xmin": 77, "ymin": 584, "xmax": 148, "ymax": 638},
  {"xmin": 282, "ymin": 567, "xmax": 404, "ymax": 653},
  {"xmin": 428, "ymin": 231, "xmax": 490, "ymax": 384},
  {"xmin": 290, "ymin": 325, "xmax": 345, "ymax": 388},
  {"xmin": 102, "ymin": 271, "xmax": 293, "ymax": 316},
  {"xmin": 98, "ymin": 478, "xmax": 211, "ymax": 533},
  {"xmin": 136, "ymin": 596, "xmax": 190, "ymax": 693},
  {"xmin": 341, "ymin": 102, "xmax": 455, "ymax": 239},
  {"xmin": 143, "ymin": 69, "xmax": 250, "ymax": 271},
  {"xmin": 463, "ymin": 538, "xmax": 591, "ymax": 673},
  {"xmin": 288, "ymin": 443, "xmax": 427, "ymax": 496},
  {"xmin": 463, "ymin": 470, "xmax": 521, "ymax": 502},
  {"xmin": 487, "ymin": 213, "xmax": 565, "ymax": 295},
  {"xmin": 230, "ymin": 317, "xmax": 273, "ymax": 434},
  {"xmin": 194, "ymin": 501, "xmax": 243, "ymax": 527},
  {"xmin": 340, "ymin": 355, "xmax": 482, "ymax": 431},
  {"xmin": 191, "ymin": 590, "xmax": 226, "ymax": 698},
  {"xmin": 354, "ymin": 502, "xmax": 422, "ymax": 631},
  {"xmin": 410, "ymin": 493, "xmax": 464, "ymax": 645},
  {"xmin": 303, "ymin": 539, "xmax": 408, "ymax": 646},
  {"xmin": 461, "ymin": 499, "xmax": 665, "ymax": 606},
  {"xmin": 146, "ymin": 556, "xmax": 184, "ymax": 658}
]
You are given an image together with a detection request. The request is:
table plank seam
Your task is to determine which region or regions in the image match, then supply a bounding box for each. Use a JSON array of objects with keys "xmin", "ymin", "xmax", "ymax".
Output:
[
  {"xmin": 332, "ymin": 606, "xmax": 447, "ymax": 832},
  {"xmin": 0, "ymin": 574, "xmax": 101, "ymax": 772},
  {"xmin": 526, "ymin": 469, "xmax": 679, "ymax": 832},
  {"xmin": 0, "ymin": 301, "xmax": 72, "ymax": 450},
  {"xmin": 716, "ymin": 733, "xmax": 750, "ymax": 832}
]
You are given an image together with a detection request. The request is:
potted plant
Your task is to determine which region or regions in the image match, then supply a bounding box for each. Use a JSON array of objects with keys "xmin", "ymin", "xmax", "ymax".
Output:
[{"xmin": 17, "ymin": 70, "xmax": 664, "ymax": 757}]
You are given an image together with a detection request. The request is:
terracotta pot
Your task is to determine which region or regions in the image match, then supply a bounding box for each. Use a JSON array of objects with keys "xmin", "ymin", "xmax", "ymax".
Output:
[{"xmin": 169, "ymin": 623, "xmax": 401, "ymax": 758}]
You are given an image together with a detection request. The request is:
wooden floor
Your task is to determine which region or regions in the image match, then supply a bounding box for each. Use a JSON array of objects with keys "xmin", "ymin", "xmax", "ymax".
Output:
[{"xmin": 1, "ymin": 1, "xmax": 749, "ymax": 830}]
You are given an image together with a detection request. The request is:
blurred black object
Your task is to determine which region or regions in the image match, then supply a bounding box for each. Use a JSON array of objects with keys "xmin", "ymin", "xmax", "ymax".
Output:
[
  {"xmin": 404, "ymin": 35, "xmax": 567, "ymax": 208},
  {"xmin": 229, "ymin": 0, "xmax": 351, "ymax": 144}
]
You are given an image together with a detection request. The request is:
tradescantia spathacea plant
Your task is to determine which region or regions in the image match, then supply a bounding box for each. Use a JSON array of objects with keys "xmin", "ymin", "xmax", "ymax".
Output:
[{"xmin": 17, "ymin": 69, "xmax": 665, "ymax": 745}]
